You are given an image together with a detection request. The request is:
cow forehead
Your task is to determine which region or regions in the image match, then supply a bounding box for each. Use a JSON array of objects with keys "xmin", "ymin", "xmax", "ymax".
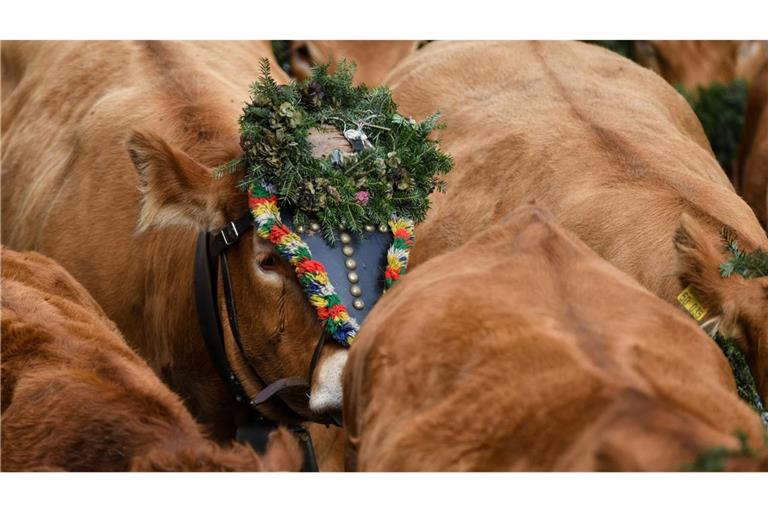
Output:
[{"xmin": 281, "ymin": 208, "xmax": 394, "ymax": 326}]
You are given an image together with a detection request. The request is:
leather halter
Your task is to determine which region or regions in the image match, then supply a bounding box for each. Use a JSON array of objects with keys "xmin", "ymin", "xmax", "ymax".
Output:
[{"xmin": 193, "ymin": 213, "xmax": 339, "ymax": 471}]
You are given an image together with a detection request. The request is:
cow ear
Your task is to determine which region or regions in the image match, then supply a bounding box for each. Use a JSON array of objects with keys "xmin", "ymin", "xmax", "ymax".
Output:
[
  {"xmin": 126, "ymin": 130, "xmax": 243, "ymax": 233},
  {"xmin": 673, "ymin": 214, "xmax": 743, "ymax": 311},
  {"xmin": 735, "ymin": 41, "xmax": 767, "ymax": 82},
  {"xmin": 633, "ymin": 41, "xmax": 662, "ymax": 75},
  {"xmin": 290, "ymin": 41, "xmax": 315, "ymax": 82}
]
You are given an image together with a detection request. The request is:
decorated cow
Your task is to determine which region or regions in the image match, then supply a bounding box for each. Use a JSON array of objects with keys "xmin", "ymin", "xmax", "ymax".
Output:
[
  {"xmin": 386, "ymin": 40, "xmax": 768, "ymax": 406},
  {"xmin": 1, "ymin": 41, "xmax": 450, "ymax": 469}
]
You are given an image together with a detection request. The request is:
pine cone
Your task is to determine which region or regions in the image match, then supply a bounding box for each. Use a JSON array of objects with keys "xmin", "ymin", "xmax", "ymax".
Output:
[{"xmin": 301, "ymin": 81, "xmax": 325, "ymax": 109}]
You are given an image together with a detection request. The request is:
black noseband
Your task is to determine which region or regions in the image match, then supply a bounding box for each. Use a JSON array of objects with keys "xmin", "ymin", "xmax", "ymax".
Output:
[{"xmin": 193, "ymin": 213, "xmax": 338, "ymax": 471}]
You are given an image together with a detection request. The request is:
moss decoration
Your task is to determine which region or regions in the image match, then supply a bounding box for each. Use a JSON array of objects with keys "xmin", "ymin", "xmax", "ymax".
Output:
[{"xmin": 218, "ymin": 59, "xmax": 453, "ymax": 243}]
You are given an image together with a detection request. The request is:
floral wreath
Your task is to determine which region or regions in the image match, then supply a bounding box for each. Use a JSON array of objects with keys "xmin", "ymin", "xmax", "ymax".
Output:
[{"xmin": 218, "ymin": 60, "xmax": 453, "ymax": 347}]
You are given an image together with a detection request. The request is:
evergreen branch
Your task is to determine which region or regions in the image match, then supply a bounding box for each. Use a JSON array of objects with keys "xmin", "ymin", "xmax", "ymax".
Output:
[
  {"xmin": 719, "ymin": 228, "xmax": 768, "ymax": 279},
  {"xmin": 231, "ymin": 59, "xmax": 453, "ymax": 242},
  {"xmin": 681, "ymin": 430, "xmax": 755, "ymax": 471},
  {"xmin": 713, "ymin": 333, "xmax": 766, "ymax": 416},
  {"xmin": 212, "ymin": 157, "xmax": 243, "ymax": 179}
]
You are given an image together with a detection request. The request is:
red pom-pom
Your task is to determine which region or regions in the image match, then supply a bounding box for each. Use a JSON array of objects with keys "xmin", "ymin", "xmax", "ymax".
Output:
[
  {"xmin": 385, "ymin": 267, "xmax": 401, "ymax": 281},
  {"xmin": 327, "ymin": 304, "xmax": 347, "ymax": 319},
  {"xmin": 248, "ymin": 195, "xmax": 277, "ymax": 208},
  {"xmin": 268, "ymin": 223, "xmax": 291, "ymax": 244},
  {"xmin": 297, "ymin": 259, "xmax": 326, "ymax": 276},
  {"xmin": 394, "ymin": 228, "xmax": 410, "ymax": 239}
]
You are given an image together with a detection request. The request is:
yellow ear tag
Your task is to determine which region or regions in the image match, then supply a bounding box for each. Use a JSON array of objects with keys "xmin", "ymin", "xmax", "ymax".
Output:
[{"xmin": 677, "ymin": 285, "xmax": 708, "ymax": 321}]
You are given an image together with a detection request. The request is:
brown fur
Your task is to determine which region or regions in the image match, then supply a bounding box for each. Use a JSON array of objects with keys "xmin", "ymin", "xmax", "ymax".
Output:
[
  {"xmin": 1, "ymin": 41, "xmax": 346, "ymax": 467},
  {"xmin": 738, "ymin": 61, "xmax": 768, "ymax": 227},
  {"xmin": 1, "ymin": 247, "xmax": 301, "ymax": 472},
  {"xmin": 291, "ymin": 40, "xmax": 419, "ymax": 86},
  {"xmin": 386, "ymin": 40, "xmax": 768, "ymax": 403},
  {"xmin": 674, "ymin": 215, "xmax": 768, "ymax": 399},
  {"xmin": 634, "ymin": 40, "xmax": 767, "ymax": 90},
  {"xmin": 344, "ymin": 206, "xmax": 764, "ymax": 471},
  {"xmin": 725, "ymin": 447, "xmax": 768, "ymax": 471}
]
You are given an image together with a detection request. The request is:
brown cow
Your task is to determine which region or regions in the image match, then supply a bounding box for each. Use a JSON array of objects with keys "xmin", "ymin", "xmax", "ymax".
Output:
[
  {"xmin": 344, "ymin": 206, "xmax": 764, "ymax": 471},
  {"xmin": 633, "ymin": 40, "xmax": 767, "ymax": 90},
  {"xmin": 386, "ymin": 41, "xmax": 768, "ymax": 403},
  {"xmin": 1, "ymin": 247, "xmax": 301, "ymax": 471},
  {"xmin": 738, "ymin": 60, "xmax": 768, "ymax": 227},
  {"xmin": 0, "ymin": 41, "xmax": 347, "ymax": 464},
  {"xmin": 290, "ymin": 40, "xmax": 419, "ymax": 86}
]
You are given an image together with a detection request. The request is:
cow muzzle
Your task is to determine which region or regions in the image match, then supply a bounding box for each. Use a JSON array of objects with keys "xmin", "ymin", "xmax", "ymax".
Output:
[{"xmin": 309, "ymin": 348, "xmax": 348, "ymax": 420}]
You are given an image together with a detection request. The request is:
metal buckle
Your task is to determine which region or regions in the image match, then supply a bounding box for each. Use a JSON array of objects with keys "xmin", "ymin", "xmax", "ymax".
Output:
[{"xmin": 220, "ymin": 221, "xmax": 239, "ymax": 246}]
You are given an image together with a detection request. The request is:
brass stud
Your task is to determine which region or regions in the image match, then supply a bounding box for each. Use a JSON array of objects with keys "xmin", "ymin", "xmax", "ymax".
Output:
[
  {"xmin": 339, "ymin": 232, "xmax": 352, "ymax": 244},
  {"xmin": 350, "ymin": 285, "xmax": 362, "ymax": 297},
  {"xmin": 378, "ymin": 224, "xmax": 388, "ymax": 233},
  {"xmin": 347, "ymin": 271, "xmax": 359, "ymax": 284},
  {"xmin": 345, "ymin": 258, "xmax": 357, "ymax": 270},
  {"xmin": 296, "ymin": 225, "xmax": 306, "ymax": 234},
  {"xmin": 342, "ymin": 245, "xmax": 354, "ymax": 257},
  {"xmin": 365, "ymin": 225, "xmax": 376, "ymax": 233},
  {"xmin": 353, "ymin": 298, "xmax": 365, "ymax": 310},
  {"xmin": 310, "ymin": 222, "xmax": 321, "ymax": 232}
]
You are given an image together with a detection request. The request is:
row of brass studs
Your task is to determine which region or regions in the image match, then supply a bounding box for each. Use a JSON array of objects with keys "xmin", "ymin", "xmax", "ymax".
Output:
[
  {"xmin": 295, "ymin": 222, "xmax": 321, "ymax": 234},
  {"xmin": 294, "ymin": 223, "xmax": 393, "ymax": 311},
  {"xmin": 339, "ymin": 231, "xmax": 364, "ymax": 310}
]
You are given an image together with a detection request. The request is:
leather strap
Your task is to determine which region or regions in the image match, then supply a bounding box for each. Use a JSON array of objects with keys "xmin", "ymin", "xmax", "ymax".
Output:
[
  {"xmin": 209, "ymin": 214, "xmax": 255, "ymax": 258},
  {"xmin": 250, "ymin": 376, "xmax": 310, "ymax": 406},
  {"xmin": 194, "ymin": 228, "xmax": 251, "ymax": 405},
  {"xmin": 194, "ymin": 212, "xmax": 340, "ymax": 473},
  {"xmin": 220, "ymin": 251, "xmax": 320, "ymax": 409}
]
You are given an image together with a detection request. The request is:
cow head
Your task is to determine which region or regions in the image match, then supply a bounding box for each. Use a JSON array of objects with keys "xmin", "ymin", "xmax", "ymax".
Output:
[
  {"xmin": 126, "ymin": 130, "xmax": 347, "ymax": 424},
  {"xmin": 290, "ymin": 40, "xmax": 420, "ymax": 86},
  {"xmin": 674, "ymin": 214, "xmax": 768, "ymax": 403},
  {"xmin": 634, "ymin": 40, "xmax": 767, "ymax": 90}
]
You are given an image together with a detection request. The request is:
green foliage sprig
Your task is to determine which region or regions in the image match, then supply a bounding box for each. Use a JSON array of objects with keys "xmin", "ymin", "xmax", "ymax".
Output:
[
  {"xmin": 713, "ymin": 333, "xmax": 766, "ymax": 416},
  {"xmin": 219, "ymin": 59, "xmax": 453, "ymax": 242},
  {"xmin": 681, "ymin": 430, "xmax": 755, "ymax": 471},
  {"xmin": 719, "ymin": 228, "xmax": 768, "ymax": 279},
  {"xmin": 677, "ymin": 79, "xmax": 748, "ymax": 173}
]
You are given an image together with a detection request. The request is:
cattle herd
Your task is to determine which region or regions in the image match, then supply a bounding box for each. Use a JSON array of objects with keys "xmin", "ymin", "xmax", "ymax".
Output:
[{"xmin": 2, "ymin": 40, "xmax": 768, "ymax": 472}]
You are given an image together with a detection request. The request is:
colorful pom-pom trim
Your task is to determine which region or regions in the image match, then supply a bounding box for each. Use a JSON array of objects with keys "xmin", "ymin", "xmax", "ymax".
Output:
[
  {"xmin": 248, "ymin": 183, "xmax": 414, "ymax": 347},
  {"xmin": 385, "ymin": 218, "xmax": 415, "ymax": 288}
]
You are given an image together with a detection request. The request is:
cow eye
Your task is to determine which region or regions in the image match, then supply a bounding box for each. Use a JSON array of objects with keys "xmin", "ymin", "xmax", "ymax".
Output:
[{"xmin": 259, "ymin": 253, "xmax": 279, "ymax": 271}]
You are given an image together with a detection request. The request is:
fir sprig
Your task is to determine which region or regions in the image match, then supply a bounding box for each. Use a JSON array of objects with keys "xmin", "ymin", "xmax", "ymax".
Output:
[
  {"xmin": 229, "ymin": 59, "xmax": 453, "ymax": 241},
  {"xmin": 681, "ymin": 430, "xmax": 755, "ymax": 471},
  {"xmin": 713, "ymin": 333, "xmax": 766, "ymax": 416},
  {"xmin": 719, "ymin": 228, "xmax": 768, "ymax": 279},
  {"xmin": 676, "ymin": 80, "xmax": 748, "ymax": 174}
]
